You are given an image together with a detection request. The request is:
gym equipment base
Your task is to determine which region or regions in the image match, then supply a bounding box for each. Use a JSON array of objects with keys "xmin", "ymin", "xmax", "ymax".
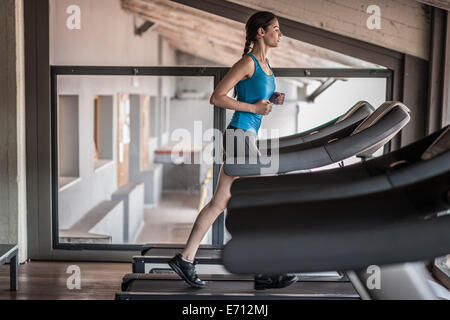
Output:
[
  {"xmin": 116, "ymin": 273, "xmax": 358, "ymax": 300},
  {"xmin": 133, "ymin": 246, "xmax": 346, "ymax": 281}
]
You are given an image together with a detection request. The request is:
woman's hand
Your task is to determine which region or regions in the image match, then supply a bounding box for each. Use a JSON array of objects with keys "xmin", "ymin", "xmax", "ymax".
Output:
[{"xmin": 253, "ymin": 99, "xmax": 273, "ymax": 115}]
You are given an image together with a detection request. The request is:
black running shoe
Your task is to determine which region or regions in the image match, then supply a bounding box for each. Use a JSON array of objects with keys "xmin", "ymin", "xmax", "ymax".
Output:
[
  {"xmin": 254, "ymin": 274, "xmax": 298, "ymax": 290},
  {"xmin": 168, "ymin": 253, "xmax": 206, "ymax": 288}
]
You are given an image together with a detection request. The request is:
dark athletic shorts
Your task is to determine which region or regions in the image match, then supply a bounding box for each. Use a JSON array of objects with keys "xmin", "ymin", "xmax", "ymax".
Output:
[{"xmin": 222, "ymin": 125, "xmax": 261, "ymax": 163}]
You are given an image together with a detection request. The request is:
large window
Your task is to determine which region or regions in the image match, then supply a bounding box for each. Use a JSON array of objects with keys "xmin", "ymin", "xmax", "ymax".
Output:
[
  {"xmin": 55, "ymin": 72, "xmax": 215, "ymax": 247},
  {"xmin": 52, "ymin": 67, "xmax": 392, "ymax": 249}
]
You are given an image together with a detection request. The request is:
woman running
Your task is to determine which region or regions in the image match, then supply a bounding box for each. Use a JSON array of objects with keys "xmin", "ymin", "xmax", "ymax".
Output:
[{"xmin": 169, "ymin": 11, "xmax": 298, "ymax": 290}]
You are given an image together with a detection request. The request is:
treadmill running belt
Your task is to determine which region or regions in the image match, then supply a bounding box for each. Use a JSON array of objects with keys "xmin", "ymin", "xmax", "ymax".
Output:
[{"xmin": 117, "ymin": 274, "xmax": 358, "ymax": 300}]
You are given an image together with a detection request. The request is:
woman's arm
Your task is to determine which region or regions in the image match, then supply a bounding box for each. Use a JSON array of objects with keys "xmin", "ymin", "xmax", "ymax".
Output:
[{"xmin": 209, "ymin": 56, "xmax": 256, "ymax": 113}]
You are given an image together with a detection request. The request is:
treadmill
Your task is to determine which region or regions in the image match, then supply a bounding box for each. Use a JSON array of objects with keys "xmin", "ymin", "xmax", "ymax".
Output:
[
  {"xmin": 116, "ymin": 101, "xmax": 410, "ymax": 300},
  {"xmin": 131, "ymin": 101, "xmax": 376, "ymax": 275},
  {"xmin": 223, "ymin": 127, "xmax": 450, "ymax": 299},
  {"xmin": 223, "ymin": 101, "xmax": 410, "ymax": 176}
]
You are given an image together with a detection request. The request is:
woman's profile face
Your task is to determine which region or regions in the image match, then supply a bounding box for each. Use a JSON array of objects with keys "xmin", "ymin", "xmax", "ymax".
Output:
[{"xmin": 261, "ymin": 18, "xmax": 283, "ymax": 47}]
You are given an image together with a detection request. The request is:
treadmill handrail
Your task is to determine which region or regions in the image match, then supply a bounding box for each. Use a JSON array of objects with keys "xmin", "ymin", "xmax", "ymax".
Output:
[
  {"xmin": 336, "ymin": 100, "xmax": 375, "ymax": 123},
  {"xmin": 257, "ymin": 101, "xmax": 374, "ymax": 150},
  {"xmin": 351, "ymin": 101, "xmax": 410, "ymax": 157},
  {"xmin": 224, "ymin": 102, "xmax": 410, "ymax": 176}
]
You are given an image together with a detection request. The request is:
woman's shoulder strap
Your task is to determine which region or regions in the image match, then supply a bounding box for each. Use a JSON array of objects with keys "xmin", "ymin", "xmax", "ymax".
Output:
[{"xmin": 246, "ymin": 52, "xmax": 260, "ymax": 69}]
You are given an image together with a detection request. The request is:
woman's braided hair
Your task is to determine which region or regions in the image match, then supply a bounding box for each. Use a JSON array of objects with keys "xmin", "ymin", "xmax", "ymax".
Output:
[{"xmin": 233, "ymin": 11, "xmax": 276, "ymax": 98}]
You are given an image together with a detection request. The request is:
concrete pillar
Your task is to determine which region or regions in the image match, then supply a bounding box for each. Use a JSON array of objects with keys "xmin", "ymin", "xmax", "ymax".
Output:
[{"xmin": 0, "ymin": 0, "xmax": 27, "ymax": 262}]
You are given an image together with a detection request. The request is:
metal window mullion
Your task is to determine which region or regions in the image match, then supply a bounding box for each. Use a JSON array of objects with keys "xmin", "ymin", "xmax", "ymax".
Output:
[{"xmin": 212, "ymin": 69, "xmax": 227, "ymax": 245}]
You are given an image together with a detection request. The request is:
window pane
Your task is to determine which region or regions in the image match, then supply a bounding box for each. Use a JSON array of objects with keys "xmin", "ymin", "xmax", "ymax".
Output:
[
  {"xmin": 57, "ymin": 75, "xmax": 214, "ymax": 245},
  {"xmin": 226, "ymin": 76, "xmax": 387, "ymax": 169}
]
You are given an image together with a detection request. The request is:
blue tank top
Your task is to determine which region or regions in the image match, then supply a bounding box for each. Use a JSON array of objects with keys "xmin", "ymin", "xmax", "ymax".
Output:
[{"xmin": 229, "ymin": 52, "xmax": 276, "ymax": 135}]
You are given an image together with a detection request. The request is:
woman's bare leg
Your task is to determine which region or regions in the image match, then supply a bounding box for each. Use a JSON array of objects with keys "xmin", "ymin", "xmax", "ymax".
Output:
[{"xmin": 181, "ymin": 164, "xmax": 238, "ymax": 261}]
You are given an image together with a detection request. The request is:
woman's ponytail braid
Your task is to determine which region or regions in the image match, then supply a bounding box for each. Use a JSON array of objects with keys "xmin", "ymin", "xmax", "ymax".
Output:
[{"xmin": 243, "ymin": 38, "xmax": 252, "ymax": 56}]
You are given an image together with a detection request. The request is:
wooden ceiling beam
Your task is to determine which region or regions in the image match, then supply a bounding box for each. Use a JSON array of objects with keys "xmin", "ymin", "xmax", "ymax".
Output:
[
  {"xmin": 157, "ymin": 24, "xmax": 351, "ymax": 68},
  {"xmin": 122, "ymin": 0, "xmax": 244, "ymax": 46},
  {"xmin": 415, "ymin": 0, "xmax": 450, "ymax": 11},
  {"xmin": 121, "ymin": 0, "xmax": 379, "ymax": 68}
]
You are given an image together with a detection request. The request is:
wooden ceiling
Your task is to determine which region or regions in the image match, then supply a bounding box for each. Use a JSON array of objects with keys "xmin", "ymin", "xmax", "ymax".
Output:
[
  {"xmin": 121, "ymin": 0, "xmax": 381, "ymax": 69},
  {"xmin": 416, "ymin": 0, "xmax": 450, "ymax": 11}
]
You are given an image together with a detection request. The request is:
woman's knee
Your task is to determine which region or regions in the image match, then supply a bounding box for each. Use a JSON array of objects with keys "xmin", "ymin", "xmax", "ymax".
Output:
[
  {"xmin": 209, "ymin": 196, "xmax": 229, "ymax": 213},
  {"xmin": 207, "ymin": 167, "xmax": 236, "ymax": 213}
]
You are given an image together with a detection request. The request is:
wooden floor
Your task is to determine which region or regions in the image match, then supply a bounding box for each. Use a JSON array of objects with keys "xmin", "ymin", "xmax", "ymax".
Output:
[
  {"xmin": 0, "ymin": 192, "xmax": 206, "ymax": 300},
  {"xmin": 0, "ymin": 261, "xmax": 130, "ymax": 300},
  {"xmin": 135, "ymin": 190, "xmax": 200, "ymax": 244}
]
